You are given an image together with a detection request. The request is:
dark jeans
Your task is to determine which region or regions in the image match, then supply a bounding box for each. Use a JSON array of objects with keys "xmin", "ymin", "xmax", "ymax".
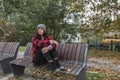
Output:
[{"xmin": 32, "ymin": 47, "xmax": 57, "ymax": 66}]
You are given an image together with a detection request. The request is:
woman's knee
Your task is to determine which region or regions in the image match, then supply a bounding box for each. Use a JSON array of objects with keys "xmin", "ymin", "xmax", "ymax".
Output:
[
  {"xmin": 54, "ymin": 58, "xmax": 58, "ymax": 60},
  {"xmin": 48, "ymin": 59, "xmax": 53, "ymax": 62}
]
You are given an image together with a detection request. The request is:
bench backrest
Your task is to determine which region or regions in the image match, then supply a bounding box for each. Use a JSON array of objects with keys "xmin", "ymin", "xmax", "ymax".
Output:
[
  {"xmin": 24, "ymin": 43, "xmax": 88, "ymax": 65},
  {"xmin": 24, "ymin": 42, "xmax": 32, "ymax": 58},
  {"xmin": 2, "ymin": 42, "xmax": 20, "ymax": 58},
  {"xmin": 56, "ymin": 43, "xmax": 88, "ymax": 65},
  {"xmin": 0, "ymin": 42, "xmax": 7, "ymax": 55}
]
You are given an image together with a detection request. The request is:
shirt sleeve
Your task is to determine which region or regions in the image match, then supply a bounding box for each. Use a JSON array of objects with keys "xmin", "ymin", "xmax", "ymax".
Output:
[{"xmin": 31, "ymin": 37, "xmax": 37, "ymax": 59}]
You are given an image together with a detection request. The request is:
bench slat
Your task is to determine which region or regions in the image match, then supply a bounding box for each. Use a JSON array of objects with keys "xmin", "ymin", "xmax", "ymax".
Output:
[
  {"xmin": 0, "ymin": 55, "xmax": 10, "ymax": 61},
  {"xmin": 0, "ymin": 42, "xmax": 7, "ymax": 56},
  {"xmin": 78, "ymin": 44, "xmax": 86, "ymax": 65},
  {"xmin": 62, "ymin": 44, "xmax": 71, "ymax": 64},
  {"xmin": 70, "ymin": 65, "xmax": 81, "ymax": 75},
  {"xmin": 67, "ymin": 44, "xmax": 77, "ymax": 64},
  {"xmin": 2, "ymin": 42, "xmax": 11, "ymax": 56},
  {"xmin": 24, "ymin": 43, "xmax": 32, "ymax": 58},
  {"xmin": 74, "ymin": 44, "xmax": 82, "ymax": 64},
  {"xmin": 57, "ymin": 44, "xmax": 66, "ymax": 60},
  {"xmin": 65, "ymin": 44, "xmax": 73, "ymax": 63},
  {"xmin": 56, "ymin": 44, "xmax": 62, "ymax": 57}
]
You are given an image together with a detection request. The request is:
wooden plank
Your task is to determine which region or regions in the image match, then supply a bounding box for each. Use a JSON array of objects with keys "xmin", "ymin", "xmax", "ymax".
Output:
[
  {"xmin": 57, "ymin": 44, "xmax": 66, "ymax": 60},
  {"xmin": 38, "ymin": 64, "xmax": 50, "ymax": 70},
  {"xmin": 60, "ymin": 63, "xmax": 81, "ymax": 75},
  {"xmin": 64, "ymin": 64, "xmax": 74, "ymax": 74},
  {"xmin": 56, "ymin": 44, "xmax": 63, "ymax": 58},
  {"xmin": 2, "ymin": 42, "xmax": 11, "ymax": 56},
  {"xmin": 65, "ymin": 44, "xmax": 73, "ymax": 63},
  {"xmin": 78, "ymin": 44, "xmax": 85, "ymax": 65},
  {"xmin": 26, "ymin": 43, "xmax": 32, "ymax": 58},
  {"xmin": 24, "ymin": 43, "xmax": 32, "ymax": 58},
  {"xmin": 0, "ymin": 55, "xmax": 10, "ymax": 61},
  {"xmin": 0, "ymin": 42, "xmax": 7, "ymax": 55},
  {"xmin": 70, "ymin": 65, "xmax": 82, "ymax": 75},
  {"xmin": 68, "ymin": 43, "xmax": 78, "ymax": 64},
  {"xmin": 74, "ymin": 44, "xmax": 82, "ymax": 65}
]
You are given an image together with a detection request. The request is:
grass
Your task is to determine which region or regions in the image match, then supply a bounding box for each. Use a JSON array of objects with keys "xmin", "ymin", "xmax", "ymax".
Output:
[
  {"xmin": 87, "ymin": 71, "xmax": 120, "ymax": 80},
  {"xmin": 18, "ymin": 46, "xmax": 26, "ymax": 52},
  {"xmin": 87, "ymin": 72, "xmax": 104, "ymax": 80}
]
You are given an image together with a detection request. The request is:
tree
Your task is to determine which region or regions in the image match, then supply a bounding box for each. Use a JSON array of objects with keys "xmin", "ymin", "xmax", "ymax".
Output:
[
  {"xmin": 78, "ymin": 0, "xmax": 120, "ymax": 43},
  {"xmin": 1, "ymin": 0, "xmax": 84, "ymax": 44},
  {"xmin": 2, "ymin": 0, "xmax": 119, "ymax": 44}
]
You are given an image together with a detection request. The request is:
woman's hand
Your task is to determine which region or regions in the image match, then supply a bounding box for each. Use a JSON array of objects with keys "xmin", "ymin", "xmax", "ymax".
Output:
[
  {"xmin": 53, "ymin": 40, "xmax": 59, "ymax": 47},
  {"xmin": 41, "ymin": 47, "xmax": 50, "ymax": 54},
  {"xmin": 50, "ymin": 40, "xmax": 59, "ymax": 47},
  {"xmin": 42, "ymin": 40, "xmax": 59, "ymax": 54}
]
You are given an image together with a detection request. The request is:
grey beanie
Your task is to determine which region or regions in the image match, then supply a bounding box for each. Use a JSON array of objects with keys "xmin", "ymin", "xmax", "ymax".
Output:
[{"xmin": 37, "ymin": 24, "xmax": 46, "ymax": 32}]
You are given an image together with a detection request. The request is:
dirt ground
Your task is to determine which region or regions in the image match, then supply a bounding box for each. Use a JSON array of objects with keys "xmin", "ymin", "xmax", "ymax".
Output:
[{"xmin": 87, "ymin": 57, "xmax": 120, "ymax": 77}]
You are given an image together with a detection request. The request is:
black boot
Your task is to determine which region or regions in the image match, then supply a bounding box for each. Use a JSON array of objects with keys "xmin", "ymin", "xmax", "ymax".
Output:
[
  {"xmin": 54, "ymin": 59, "xmax": 61, "ymax": 68},
  {"xmin": 54, "ymin": 59, "xmax": 65, "ymax": 71},
  {"xmin": 50, "ymin": 61, "xmax": 64, "ymax": 72},
  {"xmin": 50, "ymin": 61, "xmax": 58, "ymax": 71}
]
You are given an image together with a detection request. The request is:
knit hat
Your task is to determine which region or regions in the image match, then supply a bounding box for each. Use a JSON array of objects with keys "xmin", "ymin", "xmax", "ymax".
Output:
[{"xmin": 37, "ymin": 24, "xmax": 46, "ymax": 32}]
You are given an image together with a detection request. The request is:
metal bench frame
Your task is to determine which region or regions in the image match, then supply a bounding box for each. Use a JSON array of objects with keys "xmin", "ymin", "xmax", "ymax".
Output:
[
  {"xmin": 10, "ymin": 42, "xmax": 88, "ymax": 80},
  {"xmin": 0, "ymin": 42, "xmax": 19, "ymax": 74}
]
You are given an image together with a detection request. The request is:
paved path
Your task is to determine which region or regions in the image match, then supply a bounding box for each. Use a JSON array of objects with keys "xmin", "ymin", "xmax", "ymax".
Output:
[{"xmin": 87, "ymin": 57, "xmax": 120, "ymax": 73}]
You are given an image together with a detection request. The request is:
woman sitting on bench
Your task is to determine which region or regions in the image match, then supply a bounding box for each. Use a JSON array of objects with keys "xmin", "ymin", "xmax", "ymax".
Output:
[{"xmin": 31, "ymin": 24, "xmax": 64, "ymax": 72}]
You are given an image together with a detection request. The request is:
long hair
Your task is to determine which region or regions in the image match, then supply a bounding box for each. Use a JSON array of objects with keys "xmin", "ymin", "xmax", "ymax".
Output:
[{"xmin": 33, "ymin": 29, "xmax": 48, "ymax": 40}]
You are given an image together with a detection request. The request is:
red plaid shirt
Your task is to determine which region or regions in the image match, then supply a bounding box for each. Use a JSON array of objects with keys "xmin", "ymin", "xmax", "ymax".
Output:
[{"xmin": 31, "ymin": 35, "xmax": 56, "ymax": 59}]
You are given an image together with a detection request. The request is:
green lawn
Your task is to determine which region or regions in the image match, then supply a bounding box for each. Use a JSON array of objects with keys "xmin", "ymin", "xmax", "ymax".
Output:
[
  {"xmin": 19, "ymin": 46, "xmax": 26, "ymax": 52},
  {"xmin": 87, "ymin": 71, "xmax": 119, "ymax": 80}
]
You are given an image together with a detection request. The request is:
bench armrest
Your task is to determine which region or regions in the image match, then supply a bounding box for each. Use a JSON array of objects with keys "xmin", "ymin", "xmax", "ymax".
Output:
[{"xmin": 76, "ymin": 44, "xmax": 88, "ymax": 75}]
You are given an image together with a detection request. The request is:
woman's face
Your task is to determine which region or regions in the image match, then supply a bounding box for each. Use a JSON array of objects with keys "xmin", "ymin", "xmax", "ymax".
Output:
[{"xmin": 37, "ymin": 28, "xmax": 44, "ymax": 36}]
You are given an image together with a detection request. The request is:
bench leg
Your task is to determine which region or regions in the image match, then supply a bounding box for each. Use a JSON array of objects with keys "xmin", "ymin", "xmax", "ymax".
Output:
[
  {"xmin": 76, "ymin": 68, "xmax": 86, "ymax": 80},
  {"xmin": 1, "ymin": 61, "xmax": 11, "ymax": 74},
  {"xmin": 10, "ymin": 64, "xmax": 25, "ymax": 77}
]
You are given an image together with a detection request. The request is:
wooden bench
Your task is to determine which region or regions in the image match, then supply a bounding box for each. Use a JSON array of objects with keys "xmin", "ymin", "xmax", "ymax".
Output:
[
  {"xmin": 10, "ymin": 42, "xmax": 88, "ymax": 80},
  {"xmin": 0, "ymin": 42, "xmax": 19, "ymax": 74}
]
